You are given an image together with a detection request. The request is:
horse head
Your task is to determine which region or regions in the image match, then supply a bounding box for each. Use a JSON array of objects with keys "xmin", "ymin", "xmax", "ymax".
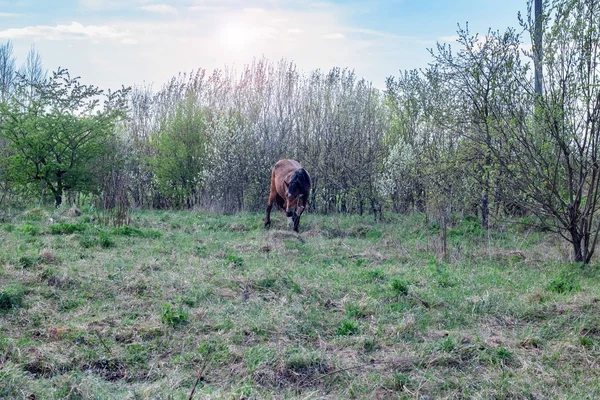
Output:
[{"xmin": 284, "ymin": 179, "xmax": 300, "ymax": 201}]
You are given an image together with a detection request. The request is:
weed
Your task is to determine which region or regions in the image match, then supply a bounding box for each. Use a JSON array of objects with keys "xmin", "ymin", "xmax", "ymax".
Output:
[
  {"xmin": 385, "ymin": 372, "xmax": 412, "ymax": 391},
  {"xmin": 0, "ymin": 284, "xmax": 25, "ymax": 310},
  {"xmin": 160, "ymin": 303, "xmax": 189, "ymax": 327},
  {"xmin": 429, "ymin": 260, "xmax": 458, "ymax": 288},
  {"xmin": 227, "ymin": 253, "xmax": 244, "ymax": 267},
  {"xmin": 256, "ymin": 277, "xmax": 277, "ymax": 291},
  {"xmin": 22, "ymin": 208, "xmax": 46, "ymax": 221},
  {"xmin": 448, "ymin": 217, "xmax": 483, "ymax": 238},
  {"xmin": 495, "ymin": 346, "xmax": 514, "ymax": 363},
  {"xmin": 198, "ymin": 338, "xmax": 229, "ymax": 363},
  {"xmin": 49, "ymin": 223, "xmax": 86, "ymax": 235},
  {"xmin": 337, "ymin": 320, "xmax": 360, "ymax": 336},
  {"xmin": 245, "ymin": 346, "xmax": 274, "ymax": 373},
  {"xmin": 78, "ymin": 234, "xmax": 98, "ymax": 248},
  {"xmin": 362, "ymin": 269, "xmax": 385, "ymax": 282},
  {"xmin": 125, "ymin": 343, "xmax": 149, "ymax": 365},
  {"xmin": 391, "ymin": 279, "xmax": 409, "ymax": 297},
  {"xmin": 366, "ymin": 229, "xmax": 383, "ymax": 240},
  {"xmin": 113, "ymin": 225, "xmax": 162, "ymax": 238},
  {"xmin": 284, "ymin": 349, "xmax": 324, "ymax": 373},
  {"xmin": 19, "ymin": 255, "xmax": 39, "ymax": 269},
  {"xmin": 547, "ymin": 269, "xmax": 581, "ymax": 294},
  {"xmin": 21, "ymin": 223, "xmax": 40, "ymax": 236},
  {"xmin": 363, "ymin": 337, "xmax": 378, "ymax": 352},
  {"xmin": 346, "ymin": 303, "xmax": 368, "ymax": 319},
  {"xmin": 99, "ymin": 232, "xmax": 115, "ymax": 248},
  {"xmin": 440, "ymin": 336, "xmax": 455, "ymax": 353}
]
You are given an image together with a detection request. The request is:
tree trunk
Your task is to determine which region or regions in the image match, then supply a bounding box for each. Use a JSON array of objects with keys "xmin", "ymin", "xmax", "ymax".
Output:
[
  {"xmin": 570, "ymin": 228, "xmax": 583, "ymax": 263},
  {"xmin": 51, "ymin": 189, "xmax": 62, "ymax": 207},
  {"xmin": 440, "ymin": 208, "xmax": 448, "ymax": 262},
  {"xmin": 534, "ymin": 0, "xmax": 543, "ymax": 98},
  {"xmin": 481, "ymin": 190, "xmax": 489, "ymax": 230}
]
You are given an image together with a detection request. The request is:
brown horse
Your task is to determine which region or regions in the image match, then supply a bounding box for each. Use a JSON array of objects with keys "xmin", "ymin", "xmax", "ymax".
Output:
[{"xmin": 264, "ymin": 159, "xmax": 311, "ymax": 232}]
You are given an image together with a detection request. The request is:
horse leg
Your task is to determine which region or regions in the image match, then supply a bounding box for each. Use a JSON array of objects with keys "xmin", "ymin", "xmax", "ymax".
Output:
[
  {"xmin": 293, "ymin": 198, "xmax": 307, "ymax": 232},
  {"xmin": 286, "ymin": 207, "xmax": 296, "ymax": 230},
  {"xmin": 264, "ymin": 192, "xmax": 277, "ymax": 229}
]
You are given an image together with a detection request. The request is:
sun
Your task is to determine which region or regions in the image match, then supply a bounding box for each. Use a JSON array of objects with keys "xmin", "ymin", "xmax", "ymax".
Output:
[{"xmin": 219, "ymin": 22, "xmax": 253, "ymax": 51}]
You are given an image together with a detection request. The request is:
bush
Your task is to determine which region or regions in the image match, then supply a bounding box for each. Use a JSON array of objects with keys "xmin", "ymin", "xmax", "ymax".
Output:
[
  {"xmin": 113, "ymin": 225, "xmax": 162, "ymax": 238},
  {"xmin": 49, "ymin": 223, "xmax": 86, "ymax": 235},
  {"xmin": 547, "ymin": 270, "xmax": 581, "ymax": 294},
  {"xmin": 99, "ymin": 232, "xmax": 115, "ymax": 248},
  {"xmin": 19, "ymin": 255, "xmax": 38, "ymax": 269},
  {"xmin": 20, "ymin": 223, "xmax": 40, "ymax": 236},
  {"xmin": 78, "ymin": 235, "xmax": 98, "ymax": 248},
  {"xmin": 391, "ymin": 279, "xmax": 409, "ymax": 297},
  {"xmin": 365, "ymin": 229, "xmax": 383, "ymax": 240},
  {"xmin": 0, "ymin": 284, "xmax": 25, "ymax": 311}
]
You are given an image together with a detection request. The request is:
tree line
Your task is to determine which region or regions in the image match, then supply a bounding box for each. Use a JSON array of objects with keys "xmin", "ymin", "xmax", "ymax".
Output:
[{"xmin": 1, "ymin": 0, "xmax": 599, "ymax": 262}]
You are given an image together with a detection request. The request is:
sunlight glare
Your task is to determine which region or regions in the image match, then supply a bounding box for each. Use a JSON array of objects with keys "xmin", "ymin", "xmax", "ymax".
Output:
[{"xmin": 219, "ymin": 22, "xmax": 254, "ymax": 51}]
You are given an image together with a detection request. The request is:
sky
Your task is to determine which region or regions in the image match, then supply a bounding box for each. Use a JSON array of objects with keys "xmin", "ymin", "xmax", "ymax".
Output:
[{"xmin": 0, "ymin": 0, "xmax": 531, "ymax": 91}]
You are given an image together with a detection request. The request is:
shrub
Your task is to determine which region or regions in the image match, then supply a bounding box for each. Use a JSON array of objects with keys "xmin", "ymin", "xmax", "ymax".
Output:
[
  {"xmin": 49, "ymin": 223, "xmax": 86, "ymax": 235},
  {"xmin": 0, "ymin": 284, "xmax": 25, "ymax": 311},
  {"xmin": 365, "ymin": 229, "xmax": 383, "ymax": 240},
  {"xmin": 547, "ymin": 270, "xmax": 581, "ymax": 294},
  {"xmin": 19, "ymin": 255, "xmax": 38, "ymax": 269},
  {"xmin": 99, "ymin": 232, "xmax": 115, "ymax": 248},
  {"xmin": 20, "ymin": 223, "xmax": 40, "ymax": 236},
  {"xmin": 391, "ymin": 279, "xmax": 409, "ymax": 297},
  {"xmin": 113, "ymin": 225, "xmax": 162, "ymax": 238},
  {"xmin": 79, "ymin": 235, "xmax": 98, "ymax": 248}
]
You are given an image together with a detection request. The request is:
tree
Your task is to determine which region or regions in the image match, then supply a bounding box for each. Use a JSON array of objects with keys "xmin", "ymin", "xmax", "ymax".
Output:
[
  {"xmin": 149, "ymin": 90, "xmax": 209, "ymax": 209},
  {"xmin": 0, "ymin": 41, "xmax": 17, "ymax": 206},
  {"xmin": 430, "ymin": 26, "xmax": 522, "ymax": 230},
  {"xmin": 0, "ymin": 68, "xmax": 130, "ymax": 206},
  {"xmin": 466, "ymin": 0, "xmax": 600, "ymax": 263},
  {"xmin": 19, "ymin": 45, "xmax": 46, "ymax": 90},
  {"xmin": 0, "ymin": 40, "xmax": 15, "ymax": 101},
  {"xmin": 506, "ymin": 0, "xmax": 600, "ymax": 263}
]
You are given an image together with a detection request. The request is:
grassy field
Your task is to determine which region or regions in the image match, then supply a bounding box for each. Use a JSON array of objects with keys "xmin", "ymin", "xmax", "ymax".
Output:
[{"xmin": 1, "ymin": 207, "xmax": 599, "ymax": 399}]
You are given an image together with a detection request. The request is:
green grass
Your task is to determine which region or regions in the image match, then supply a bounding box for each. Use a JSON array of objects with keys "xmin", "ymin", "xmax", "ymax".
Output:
[{"xmin": 0, "ymin": 207, "xmax": 599, "ymax": 399}]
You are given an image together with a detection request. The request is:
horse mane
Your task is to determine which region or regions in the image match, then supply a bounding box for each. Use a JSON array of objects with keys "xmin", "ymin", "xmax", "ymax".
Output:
[{"xmin": 288, "ymin": 168, "xmax": 310, "ymax": 198}]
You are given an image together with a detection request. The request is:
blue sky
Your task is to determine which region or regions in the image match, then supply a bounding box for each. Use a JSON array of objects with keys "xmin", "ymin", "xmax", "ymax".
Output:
[{"xmin": 0, "ymin": 0, "xmax": 530, "ymax": 90}]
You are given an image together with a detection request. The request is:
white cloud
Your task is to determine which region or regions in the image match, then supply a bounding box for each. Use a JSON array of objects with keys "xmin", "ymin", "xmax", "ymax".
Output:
[
  {"xmin": 0, "ymin": 12, "xmax": 20, "ymax": 17},
  {"xmin": 324, "ymin": 33, "xmax": 345, "ymax": 40},
  {"xmin": 7, "ymin": 3, "xmax": 435, "ymax": 90},
  {"xmin": 78, "ymin": 0, "xmax": 154, "ymax": 10},
  {"xmin": 189, "ymin": 5, "xmax": 228, "ymax": 13},
  {"xmin": 0, "ymin": 22, "xmax": 133, "ymax": 43},
  {"xmin": 439, "ymin": 35, "xmax": 460, "ymax": 42},
  {"xmin": 140, "ymin": 4, "xmax": 177, "ymax": 14}
]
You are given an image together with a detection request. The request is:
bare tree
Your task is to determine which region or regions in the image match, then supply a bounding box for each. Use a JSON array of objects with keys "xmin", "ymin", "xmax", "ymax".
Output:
[{"xmin": 0, "ymin": 41, "xmax": 15, "ymax": 102}]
